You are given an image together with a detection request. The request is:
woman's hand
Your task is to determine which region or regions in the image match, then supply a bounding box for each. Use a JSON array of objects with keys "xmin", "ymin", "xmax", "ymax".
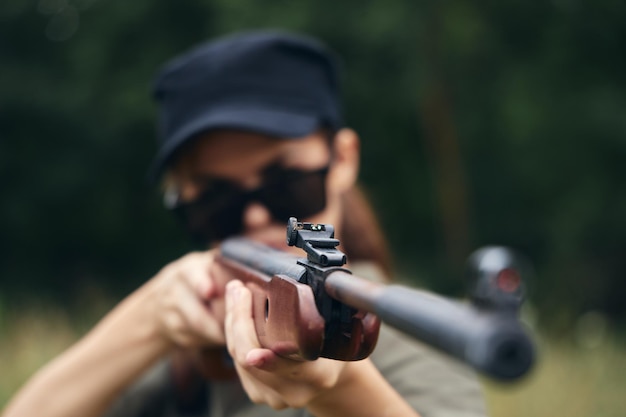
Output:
[
  {"xmin": 2, "ymin": 250, "xmax": 232, "ymax": 417},
  {"xmin": 224, "ymin": 279, "xmax": 421, "ymax": 416},
  {"xmin": 150, "ymin": 250, "xmax": 227, "ymax": 348},
  {"xmin": 224, "ymin": 279, "xmax": 347, "ymax": 409}
]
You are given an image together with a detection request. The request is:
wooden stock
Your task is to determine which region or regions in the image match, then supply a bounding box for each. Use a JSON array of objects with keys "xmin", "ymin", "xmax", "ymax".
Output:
[{"xmin": 216, "ymin": 255, "xmax": 380, "ymax": 361}]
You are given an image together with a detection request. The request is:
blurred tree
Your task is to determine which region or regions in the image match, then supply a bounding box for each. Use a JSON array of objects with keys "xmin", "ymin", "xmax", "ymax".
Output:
[{"xmin": 1, "ymin": 0, "xmax": 625, "ymax": 329}]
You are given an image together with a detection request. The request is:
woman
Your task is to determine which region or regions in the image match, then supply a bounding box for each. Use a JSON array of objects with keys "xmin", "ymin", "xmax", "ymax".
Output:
[{"xmin": 2, "ymin": 30, "xmax": 485, "ymax": 417}]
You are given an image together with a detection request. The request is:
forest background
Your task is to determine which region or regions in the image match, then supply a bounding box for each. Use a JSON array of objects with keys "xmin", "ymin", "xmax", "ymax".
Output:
[{"xmin": 1, "ymin": 0, "xmax": 625, "ymax": 415}]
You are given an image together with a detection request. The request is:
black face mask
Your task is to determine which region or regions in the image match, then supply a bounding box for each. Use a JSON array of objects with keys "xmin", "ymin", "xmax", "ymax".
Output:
[{"xmin": 165, "ymin": 164, "xmax": 330, "ymax": 244}]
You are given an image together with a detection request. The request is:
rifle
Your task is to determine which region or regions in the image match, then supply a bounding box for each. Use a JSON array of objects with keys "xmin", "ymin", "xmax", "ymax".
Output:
[{"xmin": 216, "ymin": 217, "xmax": 535, "ymax": 381}]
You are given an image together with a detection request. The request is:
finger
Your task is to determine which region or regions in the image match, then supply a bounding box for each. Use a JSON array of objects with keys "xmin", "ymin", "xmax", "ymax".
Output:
[
  {"xmin": 224, "ymin": 281, "xmax": 305, "ymax": 372},
  {"xmin": 225, "ymin": 280, "xmax": 264, "ymax": 363},
  {"xmin": 181, "ymin": 252, "xmax": 219, "ymax": 300},
  {"xmin": 175, "ymin": 281, "xmax": 225, "ymax": 344},
  {"xmin": 161, "ymin": 310, "xmax": 193, "ymax": 346},
  {"xmin": 245, "ymin": 348, "xmax": 310, "ymax": 375},
  {"xmin": 245, "ymin": 348, "xmax": 278, "ymax": 368}
]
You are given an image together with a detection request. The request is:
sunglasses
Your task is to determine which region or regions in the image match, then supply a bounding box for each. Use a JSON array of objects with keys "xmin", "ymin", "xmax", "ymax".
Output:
[{"xmin": 165, "ymin": 164, "xmax": 330, "ymax": 244}]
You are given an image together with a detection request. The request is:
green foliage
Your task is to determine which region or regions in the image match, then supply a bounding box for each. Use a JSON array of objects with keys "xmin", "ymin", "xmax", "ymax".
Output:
[{"xmin": 1, "ymin": 0, "xmax": 625, "ymax": 328}]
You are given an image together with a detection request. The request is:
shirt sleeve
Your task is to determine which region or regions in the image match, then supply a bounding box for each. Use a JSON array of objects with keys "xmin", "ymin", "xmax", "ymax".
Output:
[
  {"xmin": 371, "ymin": 324, "xmax": 488, "ymax": 417},
  {"xmin": 102, "ymin": 360, "xmax": 181, "ymax": 417}
]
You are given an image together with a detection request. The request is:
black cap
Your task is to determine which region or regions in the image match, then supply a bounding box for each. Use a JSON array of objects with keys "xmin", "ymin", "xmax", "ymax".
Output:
[{"xmin": 149, "ymin": 30, "xmax": 343, "ymax": 180}]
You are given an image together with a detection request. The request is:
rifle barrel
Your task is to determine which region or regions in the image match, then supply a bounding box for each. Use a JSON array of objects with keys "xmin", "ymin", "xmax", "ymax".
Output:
[
  {"xmin": 222, "ymin": 238, "xmax": 535, "ymax": 381},
  {"xmin": 325, "ymin": 271, "xmax": 535, "ymax": 381}
]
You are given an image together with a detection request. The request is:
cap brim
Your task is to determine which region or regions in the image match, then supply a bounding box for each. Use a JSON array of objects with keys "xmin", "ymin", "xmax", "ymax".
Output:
[{"xmin": 147, "ymin": 107, "xmax": 320, "ymax": 182}]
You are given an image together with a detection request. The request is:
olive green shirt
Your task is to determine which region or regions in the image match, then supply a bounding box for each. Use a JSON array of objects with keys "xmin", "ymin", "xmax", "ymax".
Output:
[{"xmin": 105, "ymin": 264, "xmax": 487, "ymax": 417}]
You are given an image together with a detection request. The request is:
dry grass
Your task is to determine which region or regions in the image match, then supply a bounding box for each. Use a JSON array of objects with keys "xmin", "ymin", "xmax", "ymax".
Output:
[
  {"xmin": 483, "ymin": 334, "xmax": 626, "ymax": 417},
  {"xmin": 0, "ymin": 305, "xmax": 81, "ymax": 407},
  {"xmin": 1, "ymin": 303, "xmax": 625, "ymax": 415}
]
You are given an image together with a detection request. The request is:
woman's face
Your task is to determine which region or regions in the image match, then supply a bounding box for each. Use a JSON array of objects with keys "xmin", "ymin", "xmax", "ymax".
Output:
[{"xmin": 168, "ymin": 128, "xmax": 358, "ymax": 251}]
